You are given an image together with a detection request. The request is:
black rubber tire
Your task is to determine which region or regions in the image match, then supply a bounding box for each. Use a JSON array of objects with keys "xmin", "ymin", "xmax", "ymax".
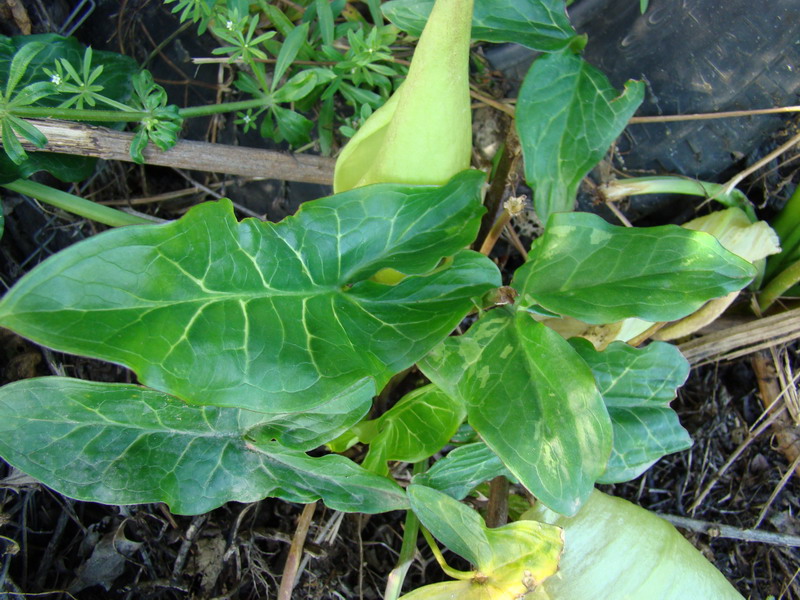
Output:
[{"xmin": 487, "ymin": 0, "xmax": 800, "ymax": 180}]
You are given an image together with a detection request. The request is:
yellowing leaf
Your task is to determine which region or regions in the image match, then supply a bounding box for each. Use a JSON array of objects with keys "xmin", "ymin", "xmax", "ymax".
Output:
[
  {"xmin": 404, "ymin": 485, "xmax": 562, "ymax": 599},
  {"xmin": 680, "ymin": 207, "xmax": 781, "ymax": 263},
  {"xmin": 400, "ymin": 578, "xmax": 549, "ymax": 600}
]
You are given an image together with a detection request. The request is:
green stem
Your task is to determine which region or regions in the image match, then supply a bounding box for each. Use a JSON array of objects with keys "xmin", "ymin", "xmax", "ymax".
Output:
[
  {"xmin": 178, "ymin": 97, "xmax": 271, "ymax": 118},
  {"xmin": 143, "ymin": 20, "xmax": 194, "ymax": 68},
  {"xmin": 383, "ymin": 506, "xmax": 419, "ymax": 600},
  {"xmin": 765, "ymin": 221, "xmax": 800, "ymax": 279},
  {"xmin": 11, "ymin": 106, "xmax": 148, "ymax": 122},
  {"xmin": 2, "ymin": 179, "xmax": 153, "ymax": 227},
  {"xmin": 12, "ymin": 98, "xmax": 272, "ymax": 122},
  {"xmin": 772, "ymin": 184, "xmax": 800, "ymax": 243},
  {"xmin": 759, "ymin": 258, "xmax": 800, "ymax": 311},
  {"xmin": 601, "ymin": 176, "xmax": 757, "ymax": 222},
  {"xmin": 384, "ymin": 462, "xmax": 426, "ymax": 600},
  {"xmin": 478, "ymin": 209, "xmax": 511, "ymax": 256}
]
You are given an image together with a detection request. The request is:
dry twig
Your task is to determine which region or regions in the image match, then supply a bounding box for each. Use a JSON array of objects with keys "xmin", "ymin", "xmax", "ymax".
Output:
[
  {"xmin": 277, "ymin": 502, "xmax": 317, "ymax": 600},
  {"xmin": 172, "ymin": 514, "xmax": 207, "ymax": 579},
  {"xmin": 659, "ymin": 514, "xmax": 800, "ymax": 547},
  {"xmin": 9, "ymin": 119, "xmax": 335, "ymax": 185},
  {"xmin": 752, "ymin": 350, "xmax": 800, "ymax": 480},
  {"xmin": 755, "ymin": 453, "xmax": 800, "ymax": 529},
  {"xmin": 678, "ymin": 308, "xmax": 800, "ymax": 365}
]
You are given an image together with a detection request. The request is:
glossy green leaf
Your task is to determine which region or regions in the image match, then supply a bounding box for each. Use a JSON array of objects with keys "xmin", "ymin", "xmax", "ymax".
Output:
[
  {"xmin": 0, "ymin": 171, "xmax": 500, "ymax": 417},
  {"xmin": 0, "ymin": 34, "xmax": 138, "ymax": 184},
  {"xmin": 516, "ymin": 50, "xmax": 644, "ymax": 220},
  {"xmin": 404, "ymin": 484, "xmax": 562, "ymax": 599},
  {"xmin": 0, "ymin": 378, "xmax": 408, "ymax": 515},
  {"xmin": 382, "ymin": 0, "xmax": 577, "ymax": 52},
  {"xmin": 361, "ymin": 384, "xmax": 465, "ymax": 475},
  {"xmin": 525, "ymin": 490, "xmax": 744, "ymax": 599},
  {"xmin": 241, "ymin": 379, "xmax": 373, "ymax": 451},
  {"xmin": 513, "ymin": 212, "xmax": 757, "ymax": 324},
  {"xmin": 569, "ymin": 338, "xmax": 693, "ymax": 483},
  {"xmin": 0, "ymin": 152, "xmax": 97, "ymax": 186},
  {"xmin": 0, "ymin": 35, "xmax": 136, "ymax": 101},
  {"xmin": 413, "ymin": 442, "xmax": 512, "ymax": 500},
  {"xmin": 420, "ymin": 307, "xmax": 612, "ymax": 516}
]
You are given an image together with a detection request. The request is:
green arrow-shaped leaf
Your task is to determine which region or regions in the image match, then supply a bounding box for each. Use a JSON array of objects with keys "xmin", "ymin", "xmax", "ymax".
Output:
[
  {"xmin": 513, "ymin": 211, "xmax": 757, "ymax": 324},
  {"xmin": 516, "ymin": 50, "xmax": 644, "ymax": 220},
  {"xmin": 569, "ymin": 338, "xmax": 693, "ymax": 483},
  {"xmin": 0, "ymin": 171, "xmax": 500, "ymax": 415},
  {"xmin": 361, "ymin": 384, "xmax": 465, "ymax": 475},
  {"xmin": 382, "ymin": 0, "xmax": 578, "ymax": 52},
  {"xmin": 241, "ymin": 378, "xmax": 374, "ymax": 451},
  {"xmin": 420, "ymin": 307, "xmax": 612, "ymax": 516},
  {"xmin": 0, "ymin": 378, "xmax": 408, "ymax": 515}
]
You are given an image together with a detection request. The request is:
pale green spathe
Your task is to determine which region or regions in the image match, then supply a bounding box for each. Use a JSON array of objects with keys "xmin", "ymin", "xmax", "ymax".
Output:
[
  {"xmin": 333, "ymin": 0, "xmax": 474, "ymax": 192},
  {"xmin": 524, "ymin": 490, "xmax": 744, "ymax": 599}
]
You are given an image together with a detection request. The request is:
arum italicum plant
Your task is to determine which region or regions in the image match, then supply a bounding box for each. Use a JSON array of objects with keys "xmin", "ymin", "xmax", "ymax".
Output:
[
  {"xmin": 333, "ymin": 0, "xmax": 474, "ymax": 191},
  {"xmin": 0, "ymin": 1, "xmax": 768, "ymax": 598},
  {"xmin": 329, "ymin": 0, "xmax": 746, "ymax": 598}
]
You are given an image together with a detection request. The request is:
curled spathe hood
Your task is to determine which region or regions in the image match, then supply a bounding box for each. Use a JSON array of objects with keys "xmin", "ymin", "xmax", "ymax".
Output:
[{"xmin": 333, "ymin": 0, "xmax": 474, "ymax": 192}]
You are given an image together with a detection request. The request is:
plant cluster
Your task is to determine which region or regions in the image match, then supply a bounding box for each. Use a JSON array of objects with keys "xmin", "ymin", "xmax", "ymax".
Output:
[
  {"xmin": 0, "ymin": 0, "xmax": 791, "ymax": 598},
  {"xmin": 0, "ymin": 0, "xmax": 406, "ymax": 187},
  {"xmin": 166, "ymin": 0, "xmax": 407, "ymax": 152}
]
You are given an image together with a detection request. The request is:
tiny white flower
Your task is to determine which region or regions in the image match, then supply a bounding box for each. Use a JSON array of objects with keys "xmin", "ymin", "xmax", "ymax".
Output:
[
  {"xmin": 50, "ymin": 73, "xmax": 62, "ymax": 86},
  {"xmin": 226, "ymin": 19, "xmax": 234, "ymax": 31},
  {"xmin": 242, "ymin": 114, "xmax": 251, "ymax": 124}
]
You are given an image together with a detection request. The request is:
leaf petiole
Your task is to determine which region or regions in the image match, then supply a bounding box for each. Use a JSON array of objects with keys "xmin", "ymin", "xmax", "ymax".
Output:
[
  {"xmin": 758, "ymin": 258, "xmax": 800, "ymax": 311},
  {"xmin": 419, "ymin": 527, "xmax": 474, "ymax": 581},
  {"xmin": 2, "ymin": 179, "xmax": 154, "ymax": 227},
  {"xmin": 771, "ymin": 184, "xmax": 800, "ymax": 244},
  {"xmin": 599, "ymin": 175, "xmax": 757, "ymax": 222},
  {"xmin": 384, "ymin": 461, "xmax": 426, "ymax": 600}
]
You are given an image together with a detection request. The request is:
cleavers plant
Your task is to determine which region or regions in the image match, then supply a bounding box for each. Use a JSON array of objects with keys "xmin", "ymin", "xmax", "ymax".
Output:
[
  {"xmin": 0, "ymin": 1, "xmax": 765, "ymax": 598},
  {"xmin": 166, "ymin": 0, "xmax": 409, "ymax": 153}
]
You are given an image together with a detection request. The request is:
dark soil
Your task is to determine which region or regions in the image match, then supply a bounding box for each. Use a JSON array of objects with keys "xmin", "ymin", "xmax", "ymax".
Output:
[{"xmin": 1, "ymin": 1, "xmax": 800, "ymax": 598}]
